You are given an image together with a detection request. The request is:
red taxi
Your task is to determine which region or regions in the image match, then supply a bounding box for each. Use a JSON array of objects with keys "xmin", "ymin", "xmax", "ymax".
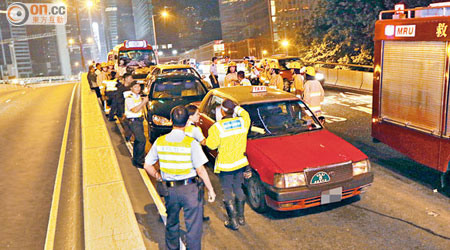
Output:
[{"xmin": 197, "ymin": 86, "xmax": 373, "ymax": 212}]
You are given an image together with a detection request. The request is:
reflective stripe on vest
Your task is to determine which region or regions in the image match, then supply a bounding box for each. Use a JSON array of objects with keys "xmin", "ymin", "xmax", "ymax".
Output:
[
  {"xmin": 217, "ymin": 157, "xmax": 248, "ymax": 172},
  {"xmin": 125, "ymin": 94, "xmax": 143, "ymax": 118},
  {"xmin": 156, "ymin": 135, "xmax": 194, "ymax": 175},
  {"xmin": 309, "ymin": 92, "xmax": 321, "ymax": 97},
  {"xmin": 216, "ymin": 118, "xmax": 246, "ymax": 138}
]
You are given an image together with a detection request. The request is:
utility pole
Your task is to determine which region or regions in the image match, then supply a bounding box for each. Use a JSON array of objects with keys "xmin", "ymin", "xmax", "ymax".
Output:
[{"xmin": 74, "ymin": 0, "xmax": 86, "ymax": 70}]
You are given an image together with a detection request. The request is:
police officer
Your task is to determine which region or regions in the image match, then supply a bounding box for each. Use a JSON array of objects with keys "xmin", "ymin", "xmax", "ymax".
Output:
[
  {"xmin": 206, "ymin": 99, "xmax": 250, "ymax": 230},
  {"xmin": 144, "ymin": 106, "xmax": 216, "ymax": 250},
  {"xmin": 125, "ymin": 81, "xmax": 148, "ymax": 168}
]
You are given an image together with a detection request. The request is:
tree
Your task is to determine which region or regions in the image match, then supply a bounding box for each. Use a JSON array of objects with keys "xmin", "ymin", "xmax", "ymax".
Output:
[{"xmin": 297, "ymin": 0, "xmax": 433, "ymax": 66}]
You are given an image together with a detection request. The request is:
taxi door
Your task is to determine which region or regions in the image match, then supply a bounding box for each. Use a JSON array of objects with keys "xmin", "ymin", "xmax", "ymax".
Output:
[{"xmin": 198, "ymin": 94, "xmax": 224, "ymax": 157}]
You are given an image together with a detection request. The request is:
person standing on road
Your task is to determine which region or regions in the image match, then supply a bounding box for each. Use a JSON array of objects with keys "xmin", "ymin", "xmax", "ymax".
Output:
[
  {"xmin": 209, "ymin": 57, "xmax": 220, "ymax": 88},
  {"xmin": 303, "ymin": 67, "xmax": 324, "ymax": 115},
  {"xmin": 237, "ymin": 71, "xmax": 251, "ymax": 86},
  {"xmin": 109, "ymin": 73, "xmax": 132, "ymax": 121},
  {"xmin": 224, "ymin": 62, "xmax": 239, "ymax": 87},
  {"xmin": 269, "ymin": 62, "xmax": 283, "ymax": 91},
  {"xmin": 144, "ymin": 106, "xmax": 216, "ymax": 250},
  {"xmin": 206, "ymin": 99, "xmax": 251, "ymax": 231},
  {"xmin": 185, "ymin": 104, "xmax": 211, "ymax": 222},
  {"xmin": 289, "ymin": 62, "xmax": 304, "ymax": 97},
  {"xmin": 249, "ymin": 60, "xmax": 260, "ymax": 85},
  {"xmin": 125, "ymin": 81, "xmax": 149, "ymax": 168}
]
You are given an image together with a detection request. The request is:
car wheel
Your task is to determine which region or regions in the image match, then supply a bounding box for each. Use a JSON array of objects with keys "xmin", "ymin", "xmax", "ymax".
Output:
[{"xmin": 245, "ymin": 174, "xmax": 268, "ymax": 213}]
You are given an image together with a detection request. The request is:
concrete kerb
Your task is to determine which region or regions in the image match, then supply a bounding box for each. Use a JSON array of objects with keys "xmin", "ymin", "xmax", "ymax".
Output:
[{"xmin": 80, "ymin": 73, "xmax": 146, "ymax": 250}]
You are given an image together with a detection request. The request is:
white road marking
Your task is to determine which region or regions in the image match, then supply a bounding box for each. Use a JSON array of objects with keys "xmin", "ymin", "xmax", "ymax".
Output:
[
  {"xmin": 44, "ymin": 83, "xmax": 78, "ymax": 250},
  {"xmin": 323, "ymin": 91, "xmax": 373, "ymax": 121},
  {"xmin": 5, "ymin": 99, "xmax": 10, "ymax": 103}
]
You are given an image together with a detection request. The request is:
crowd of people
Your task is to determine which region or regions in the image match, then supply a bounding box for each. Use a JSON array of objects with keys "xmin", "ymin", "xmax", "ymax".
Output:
[
  {"xmin": 209, "ymin": 56, "xmax": 325, "ymax": 115},
  {"xmin": 86, "ymin": 56, "xmax": 325, "ymax": 250}
]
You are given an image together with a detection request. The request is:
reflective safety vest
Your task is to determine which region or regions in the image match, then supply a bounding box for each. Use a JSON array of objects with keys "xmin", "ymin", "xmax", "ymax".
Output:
[
  {"xmin": 155, "ymin": 135, "xmax": 195, "ymax": 175},
  {"xmin": 303, "ymin": 79, "xmax": 324, "ymax": 115},
  {"xmin": 206, "ymin": 107, "xmax": 250, "ymax": 173},
  {"xmin": 125, "ymin": 93, "xmax": 143, "ymax": 118}
]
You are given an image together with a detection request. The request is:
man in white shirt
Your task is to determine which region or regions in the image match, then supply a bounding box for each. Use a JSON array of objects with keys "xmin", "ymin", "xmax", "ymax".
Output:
[
  {"xmin": 237, "ymin": 71, "xmax": 251, "ymax": 86},
  {"xmin": 125, "ymin": 81, "xmax": 149, "ymax": 168},
  {"xmin": 209, "ymin": 57, "xmax": 219, "ymax": 88}
]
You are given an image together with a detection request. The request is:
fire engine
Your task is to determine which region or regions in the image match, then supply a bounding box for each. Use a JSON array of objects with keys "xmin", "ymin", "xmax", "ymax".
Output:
[{"xmin": 372, "ymin": 2, "xmax": 450, "ymax": 189}]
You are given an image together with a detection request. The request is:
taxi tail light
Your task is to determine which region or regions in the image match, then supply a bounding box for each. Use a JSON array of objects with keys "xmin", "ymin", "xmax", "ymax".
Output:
[
  {"xmin": 352, "ymin": 160, "xmax": 371, "ymax": 176},
  {"xmin": 274, "ymin": 172, "xmax": 306, "ymax": 188},
  {"xmin": 152, "ymin": 115, "xmax": 172, "ymax": 126}
]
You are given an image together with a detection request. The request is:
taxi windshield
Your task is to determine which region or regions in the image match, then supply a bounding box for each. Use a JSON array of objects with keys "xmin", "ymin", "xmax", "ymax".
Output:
[
  {"xmin": 118, "ymin": 50, "xmax": 156, "ymax": 67},
  {"xmin": 243, "ymin": 100, "xmax": 322, "ymax": 139},
  {"xmin": 152, "ymin": 78, "xmax": 206, "ymax": 99},
  {"xmin": 162, "ymin": 68, "xmax": 200, "ymax": 77}
]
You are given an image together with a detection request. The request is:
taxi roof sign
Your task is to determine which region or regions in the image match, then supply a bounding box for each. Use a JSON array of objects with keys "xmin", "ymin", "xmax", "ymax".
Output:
[
  {"xmin": 125, "ymin": 40, "xmax": 147, "ymax": 48},
  {"xmin": 252, "ymin": 86, "xmax": 267, "ymax": 93}
]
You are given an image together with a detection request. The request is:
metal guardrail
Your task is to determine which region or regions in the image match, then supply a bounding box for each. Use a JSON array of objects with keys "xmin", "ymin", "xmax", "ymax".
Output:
[{"xmin": 0, "ymin": 75, "xmax": 81, "ymax": 85}]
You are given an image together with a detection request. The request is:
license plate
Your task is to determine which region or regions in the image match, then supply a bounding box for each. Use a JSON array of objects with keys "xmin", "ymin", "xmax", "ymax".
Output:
[{"xmin": 321, "ymin": 187, "xmax": 342, "ymax": 205}]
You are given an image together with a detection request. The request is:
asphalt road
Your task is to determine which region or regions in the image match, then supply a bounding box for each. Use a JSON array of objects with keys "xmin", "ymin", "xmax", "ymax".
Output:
[
  {"xmin": 105, "ymin": 87, "xmax": 450, "ymax": 249},
  {"xmin": 0, "ymin": 83, "xmax": 82, "ymax": 249}
]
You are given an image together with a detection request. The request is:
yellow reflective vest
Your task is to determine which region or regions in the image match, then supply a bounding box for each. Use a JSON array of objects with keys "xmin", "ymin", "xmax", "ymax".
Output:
[
  {"xmin": 155, "ymin": 135, "xmax": 195, "ymax": 175},
  {"xmin": 124, "ymin": 93, "xmax": 143, "ymax": 118},
  {"xmin": 206, "ymin": 107, "xmax": 250, "ymax": 173}
]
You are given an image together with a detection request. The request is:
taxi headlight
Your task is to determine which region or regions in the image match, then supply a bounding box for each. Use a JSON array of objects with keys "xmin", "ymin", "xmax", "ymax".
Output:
[
  {"xmin": 352, "ymin": 159, "xmax": 370, "ymax": 176},
  {"xmin": 274, "ymin": 172, "xmax": 306, "ymax": 188},
  {"xmin": 315, "ymin": 73, "xmax": 324, "ymax": 81},
  {"xmin": 152, "ymin": 115, "xmax": 172, "ymax": 126}
]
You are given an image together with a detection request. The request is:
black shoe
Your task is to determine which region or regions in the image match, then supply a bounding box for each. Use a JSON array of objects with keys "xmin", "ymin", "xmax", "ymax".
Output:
[
  {"xmin": 108, "ymin": 118, "xmax": 117, "ymax": 121},
  {"xmin": 125, "ymin": 136, "xmax": 131, "ymax": 142},
  {"xmin": 223, "ymin": 200, "xmax": 239, "ymax": 230},
  {"xmin": 203, "ymin": 216, "xmax": 210, "ymax": 222},
  {"xmin": 236, "ymin": 198, "xmax": 246, "ymax": 226},
  {"xmin": 132, "ymin": 161, "xmax": 144, "ymax": 168}
]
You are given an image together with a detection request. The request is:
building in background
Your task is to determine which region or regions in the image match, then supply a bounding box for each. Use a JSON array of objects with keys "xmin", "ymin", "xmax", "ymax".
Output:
[
  {"xmin": 132, "ymin": 0, "xmax": 155, "ymax": 45},
  {"xmin": 178, "ymin": 6, "xmax": 202, "ymax": 50},
  {"xmin": 218, "ymin": 0, "xmax": 314, "ymax": 55}
]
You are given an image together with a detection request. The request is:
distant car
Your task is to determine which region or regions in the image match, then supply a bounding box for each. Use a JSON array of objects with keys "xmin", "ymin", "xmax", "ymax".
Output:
[
  {"xmin": 146, "ymin": 73, "xmax": 209, "ymax": 142},
  {"xmin": 145, "ymin": 64, "xmax": 212, "ymax": 89},
  {"xmin": 259, "ymin": 56, "xmax": 325, "ymax": 91},
  {"xmin": 196, "ymin": 86, "xmax": 373, "ymax": 212}
]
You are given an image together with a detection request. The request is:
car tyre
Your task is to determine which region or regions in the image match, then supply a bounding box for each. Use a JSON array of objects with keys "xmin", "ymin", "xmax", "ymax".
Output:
[{"xmin": 245, "ymin": 174, "xmax": 268, "ymax": 213}]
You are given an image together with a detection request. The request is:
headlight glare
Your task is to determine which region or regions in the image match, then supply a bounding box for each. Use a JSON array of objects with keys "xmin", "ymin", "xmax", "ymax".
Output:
[
  {"xmin": 152, "ymin": 115, "xmax": 172, "ymax": 126},
  {"xmin": 274, "ymin": 172, "xmax": 306, "ymax": 188},
  {"xmin": 352, "ymin": 160, "xmax": 370, "ymax": 176}
]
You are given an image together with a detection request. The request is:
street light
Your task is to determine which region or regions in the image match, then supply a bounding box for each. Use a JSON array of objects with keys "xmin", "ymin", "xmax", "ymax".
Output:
[
  {"xmin": 172, "ymin": 49, "xmax": 178, "ymax": 55},
  {"xmin": 151, "ymin": 10, "xmax": 170, "ymax": 49},
  {"xmin": 86, "ymin": 0, "xmax": 94, "ymax": 8},
  {"xmin": 74, "ymin": 61, "xmax": 80, "ymax": 67},
  {"xmin": 158, "ymin": 51, "xmax": 164, "ymax": 56},
  {"xmin": 262, "ymin": 50, "xmax": 268, "ymax": 56},
  {"xmin": 87, "ymin": 37, "xmax": 93, "ymax": 43},
  {"xmin": 68, "ymin": 38, "xmax": 75, "ymax": 45},
  {"xmin": 281, "ymin": 40, "xmax": 289, "ymax": 56}
]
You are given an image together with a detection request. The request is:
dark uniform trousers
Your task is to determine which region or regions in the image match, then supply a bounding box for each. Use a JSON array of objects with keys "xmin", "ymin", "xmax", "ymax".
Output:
[
  {"xmin": 209, "ymin": 75, "xmax": 219, "ymax": 88},
  {"xmin": 129, "ymin": 117, "xmax": 146, "ymax": 164},
  {"xmin": 219, "ymin": 168, "xmax": 246, "ymax": 202},
  {"xmin": 165, "ymin": 183, "xmax": 203, "ymax": 250}
]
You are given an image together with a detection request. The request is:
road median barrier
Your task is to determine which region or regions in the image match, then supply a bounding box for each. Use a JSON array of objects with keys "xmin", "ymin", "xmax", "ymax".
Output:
[{"xmin": 80, "ymin": 73, "xmax": 145, "ymax": 250}]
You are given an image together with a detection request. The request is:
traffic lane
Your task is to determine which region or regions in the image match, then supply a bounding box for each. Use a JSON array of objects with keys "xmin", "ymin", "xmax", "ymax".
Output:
[
  {"xmin": 0, "ymin": 83, "xmax": 76, "ymax": 249},
  {"xmin": 321, "ymin": 89, "xmax": 447, "ymax": 191},
  {"xmin": 107, "ymin": 92, "xmax": 449, "ymax": 249},
  {"xmin": 53, "ymin": 83, "xmax": 84, "ymax": 249}
]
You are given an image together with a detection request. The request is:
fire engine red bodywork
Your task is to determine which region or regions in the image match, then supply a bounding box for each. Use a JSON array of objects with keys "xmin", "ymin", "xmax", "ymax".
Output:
[{"xmin": 372, "ymin": 13, "xmax": 450, "ymax": 174}]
